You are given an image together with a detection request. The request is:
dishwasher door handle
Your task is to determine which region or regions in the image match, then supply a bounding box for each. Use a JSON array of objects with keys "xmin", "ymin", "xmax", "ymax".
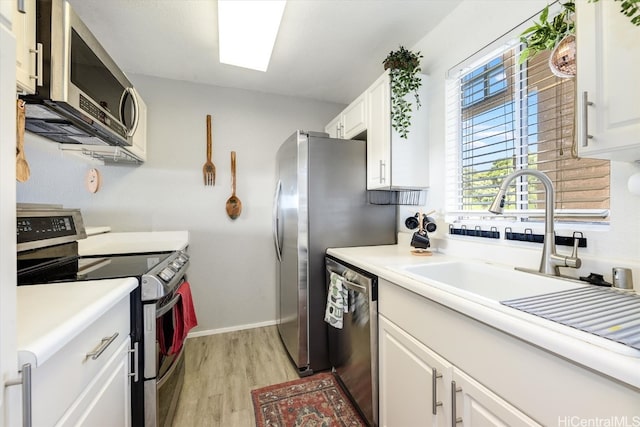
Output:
[{"xmin": 342, "ymin": 278, "xmax": 367, "ymax": 294}]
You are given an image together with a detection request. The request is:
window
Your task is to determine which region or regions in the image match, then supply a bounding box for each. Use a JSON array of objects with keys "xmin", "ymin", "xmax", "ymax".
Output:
[{"xmin": 446, "ymin": 39, "xmax": 610, "ymax": 223}]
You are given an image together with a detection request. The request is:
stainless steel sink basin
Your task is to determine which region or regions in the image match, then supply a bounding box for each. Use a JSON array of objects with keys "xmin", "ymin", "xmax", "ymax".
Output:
[{"xmin": 396, "ymin": 261, "xmax": 582, "ymax": 301}]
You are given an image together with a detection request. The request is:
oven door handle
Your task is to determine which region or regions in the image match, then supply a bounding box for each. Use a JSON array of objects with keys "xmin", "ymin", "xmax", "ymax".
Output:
[{"xmin": 156, "ymin": 293, "xmax": 181, "ymax": 318}]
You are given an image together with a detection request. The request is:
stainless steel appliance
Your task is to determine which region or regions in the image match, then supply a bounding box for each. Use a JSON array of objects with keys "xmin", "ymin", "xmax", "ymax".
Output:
[
  {"xmin": 325, "ymin": 255, "xmax": 378, "ymax": 427},
  {"xmin": 272, "ymin": 130, "xmax": 396, "ymax": 375},
  {"xmin": 20, "ymin": 0, "xmax": 141, "ymax": 150},
  {"xmin": 16, "ymin": 205, "xmax": 190, "ymax": 427}
]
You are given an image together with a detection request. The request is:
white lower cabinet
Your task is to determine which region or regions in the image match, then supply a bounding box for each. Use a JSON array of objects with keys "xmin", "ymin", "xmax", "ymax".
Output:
[
  {"xmin": 29, "ymin": 296, "xmax": 132, "ymax": 426},
  {"xmin": 377, "ymin": 278, "xmax": 640, "ymax": 426},
  {"xmin": 379, "ymin": 315, "xmax": 451, "ymax": 427},
  {"xmin": 452, "ymin": 368, "xmax": 539, "ymax": 427},
  {"xmin": 379, "ymin": 315, "xmax": 538, "ymax": 427},
  {"xmin": 56, "ymin": 337, "xmax": 131, "ymax": 427}
]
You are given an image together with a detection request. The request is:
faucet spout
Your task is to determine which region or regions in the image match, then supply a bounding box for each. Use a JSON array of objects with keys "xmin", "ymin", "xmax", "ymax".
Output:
[{"xmin": 489, "ymin": 169, "xmax": 560, "ymax": 275}]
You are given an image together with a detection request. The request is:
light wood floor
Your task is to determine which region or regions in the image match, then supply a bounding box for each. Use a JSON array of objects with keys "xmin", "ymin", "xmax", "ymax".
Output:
[{"xmin": 171, "ymin": 326, "xmax": 300, "ymax": 427}]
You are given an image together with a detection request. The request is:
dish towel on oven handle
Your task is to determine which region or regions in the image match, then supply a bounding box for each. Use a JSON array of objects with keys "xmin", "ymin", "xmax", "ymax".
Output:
[
  {"xmin": 169, "ymin": 281, "xmax": 198, "ymax": 355},
  {"xmin": 324, "ymin": 272, "xmax": 349, "ymax": 329}
]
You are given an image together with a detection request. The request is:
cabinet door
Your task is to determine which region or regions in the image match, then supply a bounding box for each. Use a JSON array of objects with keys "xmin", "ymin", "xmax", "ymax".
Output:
[
  {"xmin": 379, "ymin": 315, "xmax": 451, "ymax": 427},
  {"xmin": 325, "ymin": 114, "xmax": 341, "ymax": 138},
  {"xmin": 56, "ymin": 337, "xmax": 132, "ymax": 427},
  {"xmin": 13, "ymin": 0, "xmax": 36, "ymax": 94},
  {"xmin": 366, "ymin": 71, "xmax": 391, "ymax": 190},
  {"xmin": 452, "ymin": 368, "xmax": 540, "ymax": 427},
  {"xmin": 576, "ymin": 0, "xmax": 640, "ymax": 161},
  {"xmin": 342, "ymin": 93, "xmax": 366, "ymax": 139}
]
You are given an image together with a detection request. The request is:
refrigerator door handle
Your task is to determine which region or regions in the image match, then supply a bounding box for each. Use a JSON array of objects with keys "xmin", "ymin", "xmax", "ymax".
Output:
[{"xmin": 273, "ymin": 180, "xmax": 283, "ymax": 262}]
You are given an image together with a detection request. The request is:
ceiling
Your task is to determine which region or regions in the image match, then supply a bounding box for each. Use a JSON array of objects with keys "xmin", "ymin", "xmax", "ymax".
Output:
[{"xmin": 69, "ymin": 0, "xmax": 462, "ymax": 105}]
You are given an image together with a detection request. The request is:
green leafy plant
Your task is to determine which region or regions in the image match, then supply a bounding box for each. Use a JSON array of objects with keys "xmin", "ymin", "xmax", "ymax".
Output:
[
  {"xmin": 520, "ymin": 0, "xmax": 640, "ymax": 65},
  {"xmin": 383, "ymin": 46, "xmax": 423, "ymax": 139},
  {"xmin": 519, "ymin": 2, "xmax": 575, "ymax": 65},
  {"xmin": 592, "ymin": 0, "xmax": 640, "ymax": 25}
]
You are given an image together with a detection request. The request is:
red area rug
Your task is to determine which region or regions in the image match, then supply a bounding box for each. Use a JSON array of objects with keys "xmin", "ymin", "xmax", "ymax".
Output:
[{"xmin": 251, "ymin": 372, "xmax": 367, "ymax": 426}]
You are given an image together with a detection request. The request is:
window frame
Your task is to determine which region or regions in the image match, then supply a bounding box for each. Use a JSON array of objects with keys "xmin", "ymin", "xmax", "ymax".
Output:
[{"xmin": 445, "ymin": 30, "xmax": 610, "ymax": 225}]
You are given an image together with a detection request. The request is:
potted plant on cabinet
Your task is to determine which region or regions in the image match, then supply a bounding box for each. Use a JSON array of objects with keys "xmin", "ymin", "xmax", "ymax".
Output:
[{"xmin": 383, "ymin": 46, "xmax": 423, "ymax": 139}]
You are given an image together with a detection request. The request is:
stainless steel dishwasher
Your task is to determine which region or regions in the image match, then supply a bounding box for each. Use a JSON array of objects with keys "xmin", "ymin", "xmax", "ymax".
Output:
[{"xmin": 325, "ymin": 255, "xmax": 378, "ymax": 427}]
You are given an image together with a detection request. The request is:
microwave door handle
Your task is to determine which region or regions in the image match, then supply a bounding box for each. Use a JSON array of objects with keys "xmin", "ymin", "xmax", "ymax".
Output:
[{"xmin": 122, "ymin": 87, "xmax": 139, "ymax": 138}]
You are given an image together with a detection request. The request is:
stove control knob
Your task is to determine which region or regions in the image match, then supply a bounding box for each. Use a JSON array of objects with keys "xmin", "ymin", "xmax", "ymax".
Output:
[
  {"xmin": 159, "ymin": 267, "xmax": 175, "ymax": 282},
  {"xmin": 177, "ymin": 253, "xmax": 189, "ymax": 263}
]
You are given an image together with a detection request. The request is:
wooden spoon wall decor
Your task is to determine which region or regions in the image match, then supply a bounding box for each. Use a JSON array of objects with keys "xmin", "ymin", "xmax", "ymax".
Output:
[
  {"xmin": 16, "ymin": 100, "xmax": 30, "ymax": 182},
  {"xmin": 225, "ymin": 151, "xmax": 242, "ymax": 219}
]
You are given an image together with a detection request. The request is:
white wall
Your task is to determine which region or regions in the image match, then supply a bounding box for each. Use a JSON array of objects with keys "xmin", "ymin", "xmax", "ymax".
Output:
[
  {"xmin": 17, "ymin": 75, "xmax": 343, "ymax": 333},
  {"xmin": 411, "ymin": 0, "xmax": 640, "ymax": 285}
]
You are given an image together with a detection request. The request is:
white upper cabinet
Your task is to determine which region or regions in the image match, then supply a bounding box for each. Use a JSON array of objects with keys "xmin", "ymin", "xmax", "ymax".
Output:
[
  {"xmin": 366, "ymin": 69, "xmax": 429, "ymax": 190},
  {"xmin": 325, "ymin": 69, "xmax": 430, "ymax": 191},
  {"xmin": 576, "ymin": 0, "xmax": 640, "ymax": 161},
  {"xmin": 325, "ymin": 93, "xmax": 367, "ymax": 139},
  {"xmin": 325, "ymin": 114, "xmax": 341, "ymax": 138},
  {"xmin": 13, "ymin": 0, "xmax": 38, "ymax": 94}
]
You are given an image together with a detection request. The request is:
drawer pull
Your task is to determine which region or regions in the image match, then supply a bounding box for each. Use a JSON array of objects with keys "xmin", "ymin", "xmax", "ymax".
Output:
[
  {"xmin": 432, "ymin": 368, "xmax": 443, "ymax": 415},
  {"xmin": 451, "ymin": 380, "xmax": 462, "ymax": 426},
  {"xmin": 5, "ymin": 363, "xmax": 32, "ymax": 427},
  {"xmin": 86, "ymin": 332, "xmax": 119, "ymax": 360}
]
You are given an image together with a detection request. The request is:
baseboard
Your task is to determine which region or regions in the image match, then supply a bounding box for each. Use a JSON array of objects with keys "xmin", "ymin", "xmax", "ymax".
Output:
[{"xmin": 187, "ymin": 319, "xmax": 278, "ymax": 338}]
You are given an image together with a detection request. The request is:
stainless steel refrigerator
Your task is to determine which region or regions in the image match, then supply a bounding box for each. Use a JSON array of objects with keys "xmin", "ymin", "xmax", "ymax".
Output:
[{"xmin": 273, "ymin": 130, "xmax": 396, "ymax": 376}]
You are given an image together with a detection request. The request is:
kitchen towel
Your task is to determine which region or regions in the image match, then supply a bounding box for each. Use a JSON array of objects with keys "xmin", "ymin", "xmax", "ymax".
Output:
[
  {"xmin": 324, "ymin": 272, "xmax": 348, "ymax": 329},
  {"xmin": 170, "ymin": 281, "xmax": 198, "ymax": 355}
]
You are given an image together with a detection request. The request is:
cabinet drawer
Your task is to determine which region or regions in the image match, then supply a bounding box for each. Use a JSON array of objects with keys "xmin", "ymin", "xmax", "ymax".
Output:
[
  {"xmin": 56, "ymin": 337, "xmax": 131, "ymax": 427},
  {"xmin": 31, "ymin": 297, "xmax": 130, "ymax": 426}
]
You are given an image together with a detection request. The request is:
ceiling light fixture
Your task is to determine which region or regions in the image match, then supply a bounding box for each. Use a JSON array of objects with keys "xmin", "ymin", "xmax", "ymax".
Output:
[{"xmin": 218, "ymin": 0, "xmax": 286, "ymax": 72}]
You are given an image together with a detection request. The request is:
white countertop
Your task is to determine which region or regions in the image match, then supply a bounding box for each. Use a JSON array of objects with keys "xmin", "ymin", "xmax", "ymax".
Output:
[
  {"xmin": 17, "ymin": 278, "xmax": 137, "ymax": 368},
  {"xmin": 327, "ymin": 244, "xmax": 640, "ymax": 390},
  {"xmin": 78, "ymin": 230, "xmax": 189, "ymax": 255}
]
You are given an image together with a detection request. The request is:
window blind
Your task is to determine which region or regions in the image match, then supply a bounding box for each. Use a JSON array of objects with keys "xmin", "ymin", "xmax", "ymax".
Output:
[{"xmin": 445, "ymin": 41, "xmax": 610, "ymax": 222}]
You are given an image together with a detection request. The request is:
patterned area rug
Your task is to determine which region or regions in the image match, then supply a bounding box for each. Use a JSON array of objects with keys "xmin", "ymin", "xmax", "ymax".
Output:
[{"xmin": 251, "ymin": 372, "xmax": 367, "ymax": 427}]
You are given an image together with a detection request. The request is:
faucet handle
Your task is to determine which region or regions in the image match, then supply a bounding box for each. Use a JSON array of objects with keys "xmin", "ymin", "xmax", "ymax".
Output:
[
  {"xmin": 571, "ymin": 231, "xmax": 583, "ymax": 260},
  {"xmin": 551, "ymin": 231, "xmax": 583, "ymax": 270}
]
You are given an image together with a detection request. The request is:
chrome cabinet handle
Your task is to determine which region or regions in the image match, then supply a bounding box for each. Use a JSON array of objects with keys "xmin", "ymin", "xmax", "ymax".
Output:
[
  {"xmin": 582, "ymin": 91, "xmax": 594, "ymax": 147},
  {"xmin": 17, "ymin": 0, "xmax": 26, "ymax": 13},
  {"xmin": 379, "ymin": 160, "xmax": 386, "ymax": 184},
  {"xmin": 86, "ymin": 332, "xmax": 119, "ymax": 360},
  {"xmin": 451, "ymin": 380, "xmax": 462, "ymax": 426},
  {"xmin": 29, "ymin": 43, "xmax": 43, "ymax": 86},
  {"xmin": 128, "ymin": 342, "xmax": 139, "ymax": 382},
  {"xmin": 432, "ymin": 368, "xmax": 443, "ymax": 415},
  {"xmin": 5, "ymin": 363, "xmax": 32, "ymax": 427}
]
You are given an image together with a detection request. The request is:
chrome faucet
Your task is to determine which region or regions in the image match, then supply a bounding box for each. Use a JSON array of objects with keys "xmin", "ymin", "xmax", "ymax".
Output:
[{"xmin": 489, "ymin": 169, "xmax": 581, "ymax": 276}]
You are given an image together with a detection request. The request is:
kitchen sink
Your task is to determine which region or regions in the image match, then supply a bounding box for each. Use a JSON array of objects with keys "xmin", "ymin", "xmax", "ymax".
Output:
[{"xmin": 395, "ymin": 261, "xmax": 583, "ymax": 301}]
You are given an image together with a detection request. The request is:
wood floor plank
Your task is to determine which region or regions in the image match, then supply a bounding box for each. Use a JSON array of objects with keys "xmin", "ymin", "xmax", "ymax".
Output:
[{"xmin": 171, "ymin": 325, "xmax": 299, "ymax": 426}]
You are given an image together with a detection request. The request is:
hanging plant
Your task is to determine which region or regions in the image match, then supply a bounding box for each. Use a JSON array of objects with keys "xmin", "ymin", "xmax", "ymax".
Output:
[
  {"xmin": 383, "ymin": 46, "xmax": 423, "ymax": 139},
  {"xmin": 519, "ymin": 2, "xmax": 575, "ymax": 65},
  {"xmin": 519, "ymin": 0, "xmax": 639, "ymax": 68},
  {"xmin": 592, "ymin": 0, "xmax": 640, "ymax": 26}
]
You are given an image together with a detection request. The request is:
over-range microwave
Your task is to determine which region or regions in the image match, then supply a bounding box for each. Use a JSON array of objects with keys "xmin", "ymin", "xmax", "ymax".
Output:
[{"xmin": 21, "ymin": 0, "xmax": 140, "ymax": 151}]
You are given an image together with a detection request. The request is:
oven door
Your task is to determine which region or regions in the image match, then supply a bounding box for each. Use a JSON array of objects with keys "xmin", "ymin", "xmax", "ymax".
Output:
[{"xmin": 144, "ymin": 288, "xmax": 186, "ymax": 427}]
